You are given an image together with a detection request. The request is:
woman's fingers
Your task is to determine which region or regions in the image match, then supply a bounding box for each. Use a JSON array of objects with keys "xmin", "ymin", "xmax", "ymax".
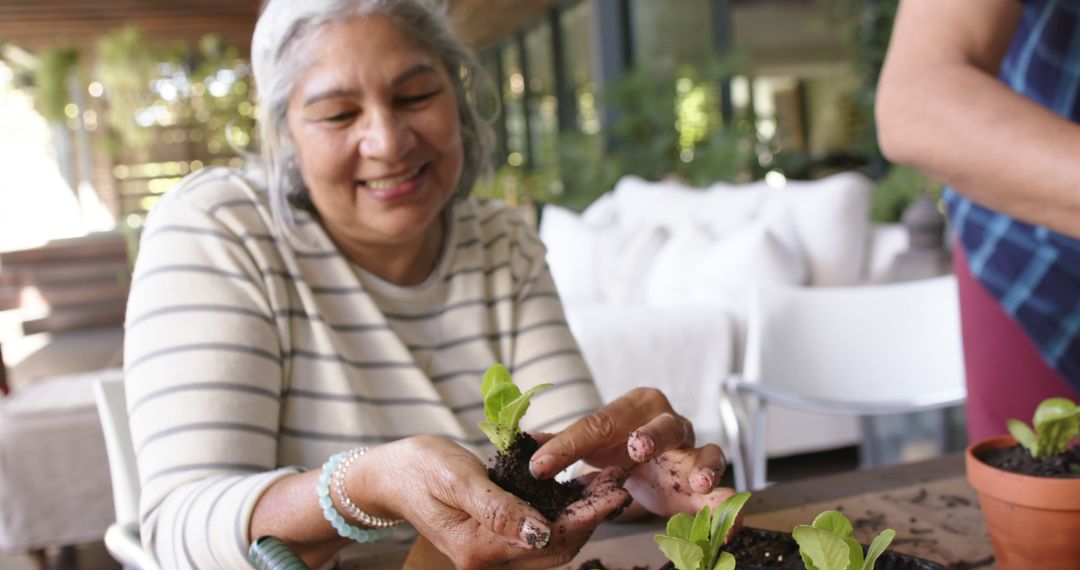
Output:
[
  {"xmin": 456, "ymin": 477, "xmax": 553, "ymax": 550},
  {"xmin": 627, "ymin": 412, "xmax": 695, "ymax": 463},
  {"xmin": 681, "ymin": 443, "xmax": 726, "ymax": 494},
  {"xmin": 531, "ymin": 388, "xmax": 674, "ymax": 479},
  {"xmin": 559, "ymin": 466, "xmax": 633, "ymax": 531}
]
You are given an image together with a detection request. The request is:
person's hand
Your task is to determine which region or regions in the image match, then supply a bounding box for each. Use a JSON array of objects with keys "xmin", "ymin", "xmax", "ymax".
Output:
[
  {"xmin": 530, "ymin": 387, "xmax": 734, "ymax": 518},
  {"xmin": 365, "ymin": 435, "xmax": 631, "ymax": 569}
]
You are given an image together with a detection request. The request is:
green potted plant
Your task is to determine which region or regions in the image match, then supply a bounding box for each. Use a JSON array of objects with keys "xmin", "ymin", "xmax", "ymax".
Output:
[{"xmin": 965, "ymin": 397, "xmax": 1080, "ymax": 570}]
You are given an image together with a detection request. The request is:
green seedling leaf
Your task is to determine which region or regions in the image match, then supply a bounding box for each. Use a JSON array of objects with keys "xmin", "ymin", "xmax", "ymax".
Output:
[
  {"xmin": 709, "ymin": 492, "xmax": 751, "ymax": 563},
  {"xmin": 1010, "ymin": 397, "xmax": 1080, "ymax": 458},
  {"xmin": 1006, "ymin": 419, "xmax": 1038, "ymax": 456},
  {"xmin": 484, "ymin": 383, "xmax": 519, "ymax": 424},
  {"xmin": 861, "ymin": 529, "xmax": 896, "ymax": 570},
  {"xmin": 654, "ymin": 535, "xmax": 705, "ymax": 570},
  {"xmin": 481, "ymin": 363, "xmax": 513, "ymax": 400},
  {"xmin": 793, "ymin": 525, "xmax": 851, "ymax": 570},
  {"xmin": 812, "ymin": 511, "xmax": 854, "ymax": 538},
  {"xmin": 689, "ymin": 505, "xmax": 712, "ymax": 545},
  {"xmin": 476, "ymin": 364, "xmax": 551, "ymax": 454},
  {"xmin": 667, "ymin": 512, "xmax": 695, "ymax": 541},
  {"xmin": 497, "ymin": 383, "xmax": 553, "ymax": 431},
  {"xmin": 712, "ymin": 551, "xmax": 736, "ymax": 570}
]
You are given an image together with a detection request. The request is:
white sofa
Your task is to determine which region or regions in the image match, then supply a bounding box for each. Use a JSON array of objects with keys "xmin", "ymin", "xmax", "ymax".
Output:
[{"xmin": 539, "ymin": 172, "xmax": 909, "ymax": 458}]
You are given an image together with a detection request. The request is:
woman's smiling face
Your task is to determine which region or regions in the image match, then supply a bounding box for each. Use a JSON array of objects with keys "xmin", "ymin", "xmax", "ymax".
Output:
[{"xmin": 286, "ymin": 15, "xmax": 464, "ymax": 251}]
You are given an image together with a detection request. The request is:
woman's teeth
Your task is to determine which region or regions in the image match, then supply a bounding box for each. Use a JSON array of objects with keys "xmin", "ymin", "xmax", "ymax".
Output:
[{"xmin": 364, "ymin": 167, "xmax": 421, "ymax": 190}]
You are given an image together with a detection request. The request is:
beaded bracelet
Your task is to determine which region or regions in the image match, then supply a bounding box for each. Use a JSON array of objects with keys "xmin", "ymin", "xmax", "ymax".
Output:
[
  {"xmin": 317, "ymin": 450, "xmax": 397, "ymax": 543},
  {"xmin": 332, "ymin": 447, "xmax": 404, "ymax": 528}
]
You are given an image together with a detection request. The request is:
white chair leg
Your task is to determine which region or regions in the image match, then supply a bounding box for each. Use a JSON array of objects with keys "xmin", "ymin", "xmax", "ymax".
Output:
[{"xmin": 749, "ymin": 395, "xmax": 768, "ymax": 490}]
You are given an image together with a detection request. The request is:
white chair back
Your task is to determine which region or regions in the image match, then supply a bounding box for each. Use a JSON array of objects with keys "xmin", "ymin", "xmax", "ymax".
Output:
[
  {"xmin": 93, "ymin": 375, "xmax": 161, "ymax": 570},
  {"xmin": 727, "ymin": 275, "xmax": 966, "ymax": 490}
]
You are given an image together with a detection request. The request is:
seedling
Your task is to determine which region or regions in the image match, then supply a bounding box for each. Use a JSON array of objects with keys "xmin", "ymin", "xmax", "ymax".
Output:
[
  {"xmin": 1007, "ymin": 397, "xmax": 1080, "ymax": 458},
  {"xmin": 653, "ymin": 491, "xmax": 751, "ymax": 570},
  {"xmin": 791, "ymin": 510, "xmax": 895, "ymax": 570},
  {"xmin": 477, "ymin": 363, "xmax": 551, "ymax": 453}
]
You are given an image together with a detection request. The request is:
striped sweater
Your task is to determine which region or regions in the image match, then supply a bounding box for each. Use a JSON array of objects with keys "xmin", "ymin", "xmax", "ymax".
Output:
[{"xmin": 124, "ymin": 167, "xmax": 603, "ymax": 568}]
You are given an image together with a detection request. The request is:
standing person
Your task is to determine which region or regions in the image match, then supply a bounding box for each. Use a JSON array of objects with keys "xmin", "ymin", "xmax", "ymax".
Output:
[
  {"xmin": 876, "ymin": 0, "xmax": 1080, "ymax": 442},
  {"xmin": 124, "ymin": 1, "xmax": 733, "ymax": 568}
]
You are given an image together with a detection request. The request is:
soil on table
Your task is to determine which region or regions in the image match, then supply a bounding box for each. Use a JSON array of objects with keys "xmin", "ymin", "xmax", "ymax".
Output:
[
  {"xmin": 489, "ymin": 432, "xmax": 584, "ymax": 521},
  {"xmin": 976, "ymin": 442, "xmax": 1080, "ymax": 478}
]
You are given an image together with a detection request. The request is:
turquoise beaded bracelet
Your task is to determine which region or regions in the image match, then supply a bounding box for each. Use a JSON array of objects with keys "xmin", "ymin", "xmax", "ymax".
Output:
[{"xmin": 317, "ymin": 451, "xmax": 392, "ymax": 543}]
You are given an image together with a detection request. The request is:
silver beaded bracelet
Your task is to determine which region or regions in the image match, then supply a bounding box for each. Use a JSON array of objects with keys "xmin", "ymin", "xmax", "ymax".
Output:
[{"xmin": 331, "ymin": 446, "xmax": 404, "ymax": 529}]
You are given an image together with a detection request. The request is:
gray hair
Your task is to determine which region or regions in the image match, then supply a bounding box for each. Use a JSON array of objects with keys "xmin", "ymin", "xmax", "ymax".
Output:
[{"xmin": 251, "ymin": 0, "xmax": 495, "ymax": 239}]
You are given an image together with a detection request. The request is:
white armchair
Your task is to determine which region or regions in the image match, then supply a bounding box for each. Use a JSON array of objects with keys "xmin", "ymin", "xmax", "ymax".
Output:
[
  {"xmin": 723, "ymin": 275, "xmax": 967, "ymax": 491},
  {"xmin": 93, "ymin": 374, "xmax": 161, "ymax": 570}
]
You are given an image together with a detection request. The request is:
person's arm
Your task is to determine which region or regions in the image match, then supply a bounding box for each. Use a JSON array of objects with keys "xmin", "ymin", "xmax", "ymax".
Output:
[
  {"xmin": 876, "ymin": 0, "xmax": 1080, "ymax": 239},
  {"xmin": 125, "ymin": 180, "xmax": 310, "ymax": 568}
]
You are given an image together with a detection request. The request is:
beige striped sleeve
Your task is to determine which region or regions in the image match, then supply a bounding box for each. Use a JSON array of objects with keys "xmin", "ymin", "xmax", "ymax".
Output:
[{"xmin": 124, "ymin": 180, "xmax": 299, "ymax": 569}]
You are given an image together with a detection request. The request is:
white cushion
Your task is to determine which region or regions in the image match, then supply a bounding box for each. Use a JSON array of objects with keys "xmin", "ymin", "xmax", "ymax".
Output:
[
  {"xmin": 538, "ymin": 204, "xmax": 601, "ymax": 303},
  {"xmin": 645, "ymin": 218, "xmax": 807, "ymax": 309},
  {"xmin": 598, "ymin": 225, "xmax": 670, "ymax": 304},
  {"xmin": 764, "ymin": 172, "xmax": 872, "ymax": 286},
  {"xmin": 609, "ymin": 176, "xmax": 765, "ymax": 236}
]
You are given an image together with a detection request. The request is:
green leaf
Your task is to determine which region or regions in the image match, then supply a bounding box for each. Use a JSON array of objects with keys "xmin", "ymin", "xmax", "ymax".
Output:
[
  {"xmin": 654, "ymin": 535, "xmax": 705, "ymax": 570},
  {"xmin": 477, "ymin": 421, "xmax": 514, "ymax": 454},
  {"xmin": 712, "ymin": 551, "xmax": 736, "ymax": 570},
  {"xmin": 844, "ymin": 537, "xmax": 864, "ymax": 570},
  {"xmin": 861, "ymin": 529, "xmax": 895, "ymax": 570},
  {"xmin": 497, "ymin": 383, "xmax": 553, "ymax": 430},
  {"xmin": 709, "ymin": 492, "xmax": 751, "ymax": 563},
  {"xmin": 1007, "ymin": 419, "xmax": 1038, "ymax": 456},
  {"xmin": 1032, "ymin": 399, "xmax": 1080, "ymax": 457},
  {"xmin": 484, "ymin": 383, "xmax": 520, "ymax": 425},
  {"xmin": 812, "ymin": 511, "xmax": 854, "ymax": 538},
  {"xmin": 793, "ymin": 525, "xmax": 852, "ymax": 570},
  {"xmin": 689, "ymin": 505, "xmax": 711, "ymax": 545},
  {"xmin": 1033, "ymin": 398, "xmax": 1077, "ymax": 428},
  {"xmin": 481, "ymin": 363, "xmax": 513, "ymax": 400},
  {"xmin": 667, "ymin": 513, "xmax": 695, "ymax": 541}
]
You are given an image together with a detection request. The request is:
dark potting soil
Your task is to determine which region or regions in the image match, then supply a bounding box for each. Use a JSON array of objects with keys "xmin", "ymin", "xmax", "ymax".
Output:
[
  {"xmin": 488, "ymin": 432, "xmax": 584, "ymax": 521},
  {"xmin": 720, "ymin": 527, "xmax": 800, "ymax": 567},
  {"xmin": 977, "ymin": 442, "xmax": 1080, "ymax": 478}
]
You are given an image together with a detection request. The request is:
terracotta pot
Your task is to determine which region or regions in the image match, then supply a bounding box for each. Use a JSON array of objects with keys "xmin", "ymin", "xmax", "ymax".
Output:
[{"xmin": 965, "ymin": 435, "xmax": 1080, "ymax": 570}]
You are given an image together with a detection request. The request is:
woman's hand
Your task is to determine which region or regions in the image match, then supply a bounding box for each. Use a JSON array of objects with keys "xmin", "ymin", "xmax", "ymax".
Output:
[
  {"xmin": 530, "ymin": 387, "xmax": 734, "ymax": 518},
  {"xmin": 365, "ymin": 435, "xmax": 630, "ymax": 569}
]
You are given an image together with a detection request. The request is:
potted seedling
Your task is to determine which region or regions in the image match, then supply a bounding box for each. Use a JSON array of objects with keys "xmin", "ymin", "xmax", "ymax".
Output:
[
  {"xmin": 478, "ymin": 363, "xmax": 584, "ymax": 520},
  {"xmin": 791, "ymin": 511, "xmax": 895, "ymax": 570},
  {"xmin": 965, "ymin": 396, "xmax": 1080, "ymax": 570},
  {"xmin": 653, "ymin": 491, "xmax": 752, "ymax": 570}
]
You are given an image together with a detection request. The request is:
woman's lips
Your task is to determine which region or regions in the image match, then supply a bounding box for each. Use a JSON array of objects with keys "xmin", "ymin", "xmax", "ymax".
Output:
[{"xmin": 358, "ymin": 164, "xmax": 427, "ymax": 201}]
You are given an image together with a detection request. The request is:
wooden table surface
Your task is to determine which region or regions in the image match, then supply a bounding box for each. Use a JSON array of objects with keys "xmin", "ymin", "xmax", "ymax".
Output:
[{"xmin": 558, "ymin": 453, "xmax": 995, "ymax": 569}]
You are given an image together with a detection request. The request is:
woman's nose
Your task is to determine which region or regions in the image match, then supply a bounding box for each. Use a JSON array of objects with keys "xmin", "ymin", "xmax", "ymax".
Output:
[{"xmin": 359, "ymin": 109, "xmax": 415, "ymax": 160}]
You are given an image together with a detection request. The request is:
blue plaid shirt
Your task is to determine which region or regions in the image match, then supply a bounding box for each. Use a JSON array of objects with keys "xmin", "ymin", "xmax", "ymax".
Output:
[{"xmin": 944, "ymin": 0, "xmax": 1080, "ymax": 393}]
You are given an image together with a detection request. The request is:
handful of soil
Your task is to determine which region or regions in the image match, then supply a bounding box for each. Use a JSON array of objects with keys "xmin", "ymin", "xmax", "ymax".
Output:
[{"xmin": 489, "ymin": 432, "xmax": 584, "ymax": 521}]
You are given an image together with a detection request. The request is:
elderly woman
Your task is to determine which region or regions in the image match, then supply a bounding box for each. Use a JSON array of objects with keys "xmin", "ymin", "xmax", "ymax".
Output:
[{"xmin": 124, "ymin": 0, "xmax": 732, "ymax": 568}]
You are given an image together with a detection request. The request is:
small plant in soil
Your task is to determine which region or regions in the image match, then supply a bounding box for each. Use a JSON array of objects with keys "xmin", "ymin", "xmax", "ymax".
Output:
[
  {"xmin": 792, "ymin": 510, "xmax": 895, "ymax": 570},
  {"xmin": 478, "ymin": 363, "xmax": 584, "ymax": 520},
  {"xmin": 653, "ymin": 491, "xmax": 752, "ymax": 570},
  {"xmin": 1006, "ymin": 396, "xmax": 1080, "ymax": 470},
  {"xmin": 976, "ymin": 396, "xmax": 1080, "ymax": 477}
]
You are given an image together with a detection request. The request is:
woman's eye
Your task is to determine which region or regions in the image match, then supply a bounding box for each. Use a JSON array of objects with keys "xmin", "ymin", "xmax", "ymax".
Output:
[
  {"xmin": 397, "ymin": 90, "xmax": 441, "ymax": 107},
  {"xmin": 323, "ymin": 111, "xmax": 357, "ymax": 123}
]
